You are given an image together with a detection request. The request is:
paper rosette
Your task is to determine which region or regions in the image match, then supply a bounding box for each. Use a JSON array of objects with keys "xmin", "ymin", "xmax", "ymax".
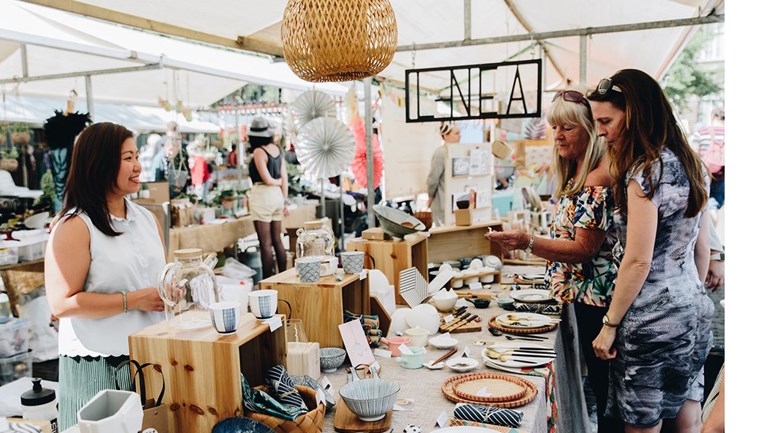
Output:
[
  {"xmin": 350, "ymin": 116, "xmax": 383, "ymax": 189},
  {"xmin": 290, "ymin": 90, "xmax": 337, "ymax": 129},
  {"xmin": 296, "ymin": 117, "xmax": 355, "ymax": 178}
]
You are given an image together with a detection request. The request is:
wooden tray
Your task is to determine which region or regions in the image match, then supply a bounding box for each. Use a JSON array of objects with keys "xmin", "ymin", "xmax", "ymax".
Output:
[
  {"xmin": 441, "ymin": 372, "xmax": 537, "ymax": 408},
  {"xmin": 439, "ymin": 314, "xmax": 482, "ymax": 334},
  {"xmin": 333, "ymin": 398, "xmax": 393, "ymax": 433},
  {"xmin": 487, "ymin": 316, "xmax": 558, "ymax": 335},
  {"xmin": 451, "ymin": 372, "xmax": 529, "ymax": 403}
]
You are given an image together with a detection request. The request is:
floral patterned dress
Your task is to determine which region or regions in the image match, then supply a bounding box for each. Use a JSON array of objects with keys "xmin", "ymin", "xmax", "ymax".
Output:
[
  {"xmin": 545, "ymin": 180, "xmax": 617, "ymax": 306},
  {"xmin": 607, "ymin": 147, "xmax": 714, "ymax": 426}
]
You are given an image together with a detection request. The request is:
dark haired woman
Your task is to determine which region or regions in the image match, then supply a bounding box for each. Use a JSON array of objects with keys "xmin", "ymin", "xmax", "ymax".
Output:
[
  {"xmin": 588, "ymin": 69, "xmax": 713, "ymax": 433},
  {"xmin": 45, "ymin": 122, "xmax": 166, "ymax": 429},
  {"xmin": 247, "ymin": 117, "xmax": 288, "ymax": 278}
]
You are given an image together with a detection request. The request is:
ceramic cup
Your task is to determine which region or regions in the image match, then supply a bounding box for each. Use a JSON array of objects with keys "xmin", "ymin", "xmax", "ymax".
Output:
[
  {"xmin": 404, "ymin": 326, "xmax": 430, "ymax": 347},
  {"xmin": 340, "ymin": 251, "xmax": 365, "ymax": 274},
  {"xmin": 381, "ymin": 336, "xmax": 411, "ymax": 356},
  {"xmin": 295, "ymin": 257, "xmax": 323, "ymax": 282},
  {"xmin": 248, "ymin": 290, "xmax": 278, "ymax": 319},
  {"xmin": 209, "ymin": 301, "xmax": 241, "ymax": 334},
  {"xmin": 395, "ymin": 346, "xmax": 426, "ymax": 369}
]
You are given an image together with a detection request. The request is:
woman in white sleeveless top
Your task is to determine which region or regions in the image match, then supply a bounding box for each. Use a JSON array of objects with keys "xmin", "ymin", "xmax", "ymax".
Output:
[{"xmin": 45, "ymin": 122, "xmax": 166, "ymax": 430}]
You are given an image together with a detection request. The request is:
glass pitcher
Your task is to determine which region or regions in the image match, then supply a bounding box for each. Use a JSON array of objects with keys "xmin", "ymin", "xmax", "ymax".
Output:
[
  {"xmin": 296, "ymin": 220, "xmax": 335, "ymax": 258},
  {"xmin": 158, "ymin": 248, "xmax": 221, "ymax": 329}
]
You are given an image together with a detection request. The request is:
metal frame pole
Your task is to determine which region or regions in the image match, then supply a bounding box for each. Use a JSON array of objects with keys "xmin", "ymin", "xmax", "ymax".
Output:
[{"xmin": 364, "ymin": 78, "xmax": 375, "ymax": 229}]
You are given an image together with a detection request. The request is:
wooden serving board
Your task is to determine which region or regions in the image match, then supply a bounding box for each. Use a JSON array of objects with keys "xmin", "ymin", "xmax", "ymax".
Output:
[
  {"xmin": 439, "ymin": 316, "xmax": 482, "ymax": 333},
  {"xmin": 333, "ymin": 399, "xmax": 393, "ymax": 433}
]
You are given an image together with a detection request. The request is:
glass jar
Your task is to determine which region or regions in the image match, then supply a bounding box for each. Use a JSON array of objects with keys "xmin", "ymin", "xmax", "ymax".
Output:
[
  {"xmin": 158, "ymin": 248, "xmax": 221, "ymax": 329},
  {"xmin": 295, "ymin": 220, "xmax": 335, "ymax": 258}
]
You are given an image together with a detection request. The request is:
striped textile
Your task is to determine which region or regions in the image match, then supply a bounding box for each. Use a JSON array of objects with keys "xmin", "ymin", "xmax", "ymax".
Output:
[
  {"xmin": 58, "ymin": 354, "xmax": 131, "ymax": 430},
  {"xmin": 453, "ymin": 403, "xmax": 524, "ymax": 427}
]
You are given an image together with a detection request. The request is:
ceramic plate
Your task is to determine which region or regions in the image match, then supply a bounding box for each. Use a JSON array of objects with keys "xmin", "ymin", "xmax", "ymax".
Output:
[
  {"xmin": 520, "ymin": 273, "xmax": 545, "ymax": 280},
  {"xmin": 431, "ymin": 427, "xmax": 500, "ymax": 433},
  {"xmin": 494, "ymin": 312, "xmax": 554, "ymax": 329},
  {"xmin": 483, "ymin": 346, "xmax": 556, "ymax": 369},
  {"xmin": 445, "ymin": 357, "xmax": 479, "ymax": 372},
  {"xmin": 512, "ymin": 289, "xmax": 553, "ymax": 303},
  {"xmin": 429, "ymin": 336, "xmax": 458, "ymax": 349}
]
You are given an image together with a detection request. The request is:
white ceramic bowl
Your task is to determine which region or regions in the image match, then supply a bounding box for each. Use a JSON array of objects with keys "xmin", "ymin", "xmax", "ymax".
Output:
[
  {"xmin": 432, "ymin": 289, "xmax": 458, "ymax": 312},
  {"xmin": 428, "ymin": 336, "xmax": 458, "ymax": 349},
  {"xmin": 468, "ymin": 259, "xmax": 483, "ymax": 270}
]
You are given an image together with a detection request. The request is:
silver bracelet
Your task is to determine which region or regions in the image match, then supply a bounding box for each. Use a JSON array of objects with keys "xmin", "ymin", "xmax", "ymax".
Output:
[{"xmin": 120, "ymin": 291, "xmax": 128, "ymax": 313}]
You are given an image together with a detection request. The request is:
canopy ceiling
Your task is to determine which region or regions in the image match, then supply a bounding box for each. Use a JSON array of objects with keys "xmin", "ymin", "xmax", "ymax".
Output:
[{"xmin": 17, "ymin": 0, "xmax": 725, "ymax": 100}]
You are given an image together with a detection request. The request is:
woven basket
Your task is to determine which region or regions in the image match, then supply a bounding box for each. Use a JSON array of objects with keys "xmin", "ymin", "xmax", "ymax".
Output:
[
  {"xmin": 248, "ymin": 385, "xmax": 325, "ymax": 433},
  {"xmin": 11, "ymin": 132, "xmax": 30, "ymax": 146},
  {"xmin": 0, "ymin": 158, "xmax": 18, "ymax": 172},
  {"xmin": 281, "ymin": 0, "xmax": 398, "ymax": 82},
  {"xmin": 6, "ymin": 270, "xmax": 45, "ymax": 296}
]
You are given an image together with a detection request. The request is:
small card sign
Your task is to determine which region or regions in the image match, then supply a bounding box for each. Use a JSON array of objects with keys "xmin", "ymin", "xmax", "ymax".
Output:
[
  {"xmin": 359, "ymin": 270, "xmax": 367, "ymax": 280},
  {"xmin": 264, "ymin": 316, "xmax": 283, "ymax": 332},
  {"xmin": 398, "ymin": 344, "xmax": 413, "ymax": 355},
  {"xmin": 315, "ymin": 387, "xmax": 325, "ymax": 407},
  {"xmin": 469, "ymin": 282, "xmax": 482, "ymax": 290},
  {"xmin": 338, "ymin": 320, "xmax": 375, "ymax": 367},
  {"xmin": 462, "ymin": 345, "xmax": 471, "ymax": 357},
  {"xmin": 374, "ymin": 348, "xmax": 392, "ymax": 358},
  {"xmin": 475, "ymin": 386, "xmax": 492, "ymax": 397},
  {"xmin": 436, "ymin": 410, "xmax": 450, "ymax": 427},
  {"xmin": 444, "ymin": 314, "xmax": 455, "ymax": 324}
]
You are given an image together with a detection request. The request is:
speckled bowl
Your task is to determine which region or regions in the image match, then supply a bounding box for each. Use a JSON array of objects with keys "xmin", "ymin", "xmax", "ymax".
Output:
[{"xmin": 319, "ymin": 347, "xmax": 347, "ymax": 372}]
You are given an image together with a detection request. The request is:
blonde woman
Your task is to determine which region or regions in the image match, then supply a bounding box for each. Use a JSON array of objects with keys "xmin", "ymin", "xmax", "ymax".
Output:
[{"xmin": 426, "ymin": 122, "xmax": 461, "ymax": 226}]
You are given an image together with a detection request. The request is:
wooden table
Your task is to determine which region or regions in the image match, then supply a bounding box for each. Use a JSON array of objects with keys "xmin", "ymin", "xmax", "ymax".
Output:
[
  {"xmin": 428, "ymin": 220, "xmax": 504, "ymax": 264},
  {"xmin": 345, "ymin": 234, "xmax": 428, "ymax": 305},
  {"xmin": 167, "ymin": 216, "xmax": 255, "ymax": 260},
  {"xmin": 128, "ymin": 312, "xmax": 287, "ymax": 433},
  {"xmin": 259, "ymin": 269, "xmax": 370, "ymax": 348}
]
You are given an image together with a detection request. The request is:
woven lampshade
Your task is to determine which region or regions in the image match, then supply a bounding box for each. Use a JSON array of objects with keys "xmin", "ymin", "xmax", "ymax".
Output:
[{"xmin": 281, "ymin": 0, "xmax": 398, "ymax": 82}]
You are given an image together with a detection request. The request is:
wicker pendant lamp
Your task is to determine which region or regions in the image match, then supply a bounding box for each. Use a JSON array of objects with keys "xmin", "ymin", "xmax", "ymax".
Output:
[{"xmin": 281, "ymin": 0, "xmax": 398, "ymax": 82}]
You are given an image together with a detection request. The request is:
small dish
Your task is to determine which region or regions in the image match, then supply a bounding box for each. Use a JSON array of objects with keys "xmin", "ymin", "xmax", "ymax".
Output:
[
  {"xmin": 520, "ymin": 273, "xmax": 545, "ymax": 281},
  {"xmin": 512, "ymin": 289, "xmax": 553, "ymax": 303},
  {"xmin": 468, "ymin": 298, "xmax": 490, "ymax": 309},
  {"xmin": 423, "ymin": 361, "xmax": 445, "ymax": 370},
  {"xmin": 445, "ymin": 357, "xmax": 479, "ymax": 372},
  {"xmin": 429, "ymin": 336, "xmax": 458, "ymax": 349}
]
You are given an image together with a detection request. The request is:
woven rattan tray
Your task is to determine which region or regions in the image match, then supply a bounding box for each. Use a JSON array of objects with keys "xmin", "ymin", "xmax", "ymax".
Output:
[
  {"xmin": 487, "ymin": 316, "xmax": 558, "ymax": 335},
  {"xmin": 450, "ymin": 372, "xmax": 529, "ymax": 403},
  {"xmin": 441, "ymin": 373, "xmax": 538, "ymax": 408}
]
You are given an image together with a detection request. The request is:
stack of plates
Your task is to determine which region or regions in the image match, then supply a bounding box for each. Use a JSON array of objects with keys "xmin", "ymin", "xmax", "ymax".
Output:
[
  {"xmin": 482, "ymin": 342, "xmax": 557, "ymax": 369},
  {"xmin": 495, "ymin": 312, "xmax": 555, "ymax": 329},
  {"xmin": 441, "ymin": 372, "xmax": 538, "ymax": 408}
]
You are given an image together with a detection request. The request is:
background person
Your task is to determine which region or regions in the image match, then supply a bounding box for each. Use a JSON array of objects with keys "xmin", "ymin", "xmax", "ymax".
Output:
[
  {"xmin": 587, "ymin": 69, "xmax": 713, "ymax": 433},
  {"xmin": 426, "ymin": 122, "xmax": 461, "ymax": 227},
  {"xmin": 487, "ymin": 89, "xmax": 622, "ymax": 433},
  {"xmin": 45, "ymin": 122, "xmax": 166, "ymax": 429},
  {"xmin": 247, "ymin": 117, "xmax": 288, "ymax": 278},
  {"xmin": 692, "ymin": 107, "xmax": 725, "ymax": 225}
]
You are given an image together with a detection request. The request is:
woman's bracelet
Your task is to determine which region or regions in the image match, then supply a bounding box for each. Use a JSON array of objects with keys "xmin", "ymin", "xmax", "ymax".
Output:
[{"xmin": 120, "ymin": 291, "xmax": 128, "ymax": 313}]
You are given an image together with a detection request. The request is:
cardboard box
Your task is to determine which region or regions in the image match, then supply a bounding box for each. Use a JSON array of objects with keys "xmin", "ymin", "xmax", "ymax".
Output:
[
  {"xmin": 144, "ymin": 181, "xmax": 170, "ymax": 204},
  {"xmin": 455, "ymin": 208, "xmax": 488, "ymax": 226},
  {"xmin": 362, "ymin": 227, "xmax": 389, "ymax": 240}
]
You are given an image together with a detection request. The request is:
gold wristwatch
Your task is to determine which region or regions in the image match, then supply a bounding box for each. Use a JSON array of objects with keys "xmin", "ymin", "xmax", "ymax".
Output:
[{"xmin": 602, "ymin": 315, "xmax": 619, "ymax": 328}]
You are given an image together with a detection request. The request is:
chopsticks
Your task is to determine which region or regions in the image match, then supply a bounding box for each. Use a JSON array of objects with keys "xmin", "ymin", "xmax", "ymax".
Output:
[{"xmin": 430, "ymin": 347, "xmax": 458, "ymax": 367}]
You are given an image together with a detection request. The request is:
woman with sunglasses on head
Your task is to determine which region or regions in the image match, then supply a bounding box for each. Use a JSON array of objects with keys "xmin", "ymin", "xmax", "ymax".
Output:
[
  {"xmin": 45, "ymin": 122, "xmax": 166, "ymax": 429},
  {"xmin": 587, "ymin": 69, "xmax": 713, "ymax": 433},
  {"xmin": 488, "ymin": 89, "xmax": 622, "ymax": 433}
]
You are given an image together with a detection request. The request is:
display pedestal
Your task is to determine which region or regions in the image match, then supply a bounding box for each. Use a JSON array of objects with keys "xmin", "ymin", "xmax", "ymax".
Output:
[
  {"xmin": 128, "ymin": 312, "xmax": 287, "ymax": 433},
  {"xmin": 427, "ymin": 220, "xmax": 504, "ymax": 263},
  {"xmin": 346, "ymin": 235, "xmax": 428, "ymax": 305},
  {"xmin": 259, "ymin": 270, "xmax": 370, "ymax": 348}
]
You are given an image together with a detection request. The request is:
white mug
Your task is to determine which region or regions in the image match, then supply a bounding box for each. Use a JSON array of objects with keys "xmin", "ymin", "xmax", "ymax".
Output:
[
  {"xmin": 248, "ymin": 290, "xmax": 278, "ymax": 319},
  {"xmin": 209, "ymin": 301, "xmax": 241, "ymax": 334}
]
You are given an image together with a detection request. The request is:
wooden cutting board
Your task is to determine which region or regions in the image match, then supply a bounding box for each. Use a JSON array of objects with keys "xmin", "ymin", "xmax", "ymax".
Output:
[
  {"xmin": 333, "ymin": 398, "xmax": 393, "ymax": 433},
  {"xmin": 439, "ymin": 315, "xmax": 482, "ymax": 333}
]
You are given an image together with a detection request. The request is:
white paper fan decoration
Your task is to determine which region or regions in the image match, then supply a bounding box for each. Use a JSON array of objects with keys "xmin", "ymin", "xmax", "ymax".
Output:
[
  {"xmin": 290, "ymin": 90, "xmax": 337, "ymax": 129},
  {"xmin": 296, "ymin": 117, "xmax": 355, "ymax": 178}
]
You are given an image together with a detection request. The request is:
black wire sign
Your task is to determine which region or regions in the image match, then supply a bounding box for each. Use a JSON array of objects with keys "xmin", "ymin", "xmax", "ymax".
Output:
[{"xmin": 405, "ymin": 59, "xmax": 542, "ymax": 123}]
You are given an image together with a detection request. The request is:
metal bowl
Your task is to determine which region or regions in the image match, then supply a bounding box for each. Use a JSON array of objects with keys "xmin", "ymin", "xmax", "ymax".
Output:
[
  {"xmin": 319, "ymin": 347, "xmax": 347, "ymax": 372},
  {"xmin": 372, "ymin": 205, "xmax": 426, "ymax": 238},
  {"xmin": 339, "ymin": 378, "xmax": 400, "ymax": 422}
]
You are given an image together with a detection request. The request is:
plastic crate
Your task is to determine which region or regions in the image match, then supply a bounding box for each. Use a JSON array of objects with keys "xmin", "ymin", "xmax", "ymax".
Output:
[
  {"xmin": 0, "ymin": 350, "xmax": 33, "ymax": 385},
  {"xmin": 0, "ymin": 317, "xmax": 31, "ymax": 357}
]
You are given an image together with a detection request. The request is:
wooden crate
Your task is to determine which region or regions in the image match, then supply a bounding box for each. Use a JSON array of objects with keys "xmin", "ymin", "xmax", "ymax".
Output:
[
  {"xmin": 259, "ymin": 270, "xmax": 370, "ymax": 348},
  {"xmin": 345, "ymin": 235, "xmax": 427, "ymax": 305},
  {"xmin": 427, "ymin": 221, "xmax": 503, "ymax": 264},
  {"xmin": 128, "ymin": 312, "xmax": 287, "ymax": 433}
]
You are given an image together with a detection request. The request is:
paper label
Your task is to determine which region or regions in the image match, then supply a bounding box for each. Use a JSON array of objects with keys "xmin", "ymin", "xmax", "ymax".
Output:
[
  {"xmin": 462, "ymin": 345, "xmax": 471, "ymax": 357},
  {"xmin": 398, "ymin": 344, "xmax": 413, "ymax": 355},
  {"xmin": 264, "ymin": 316, "xmax": 282, "ymax": 332},
  {"xmin": 374, "ymin": 348, "xmax": 392, "ymax": 358},
  {"xmin": 393, "ymin": 404, "xmax": 407, "ymax": 411},
  {"xmin": 315, "ymin": 387, "xmax": 325, "ymax": 407},
  {"xmin": 444, "ymin": 314, "xmax": 455, "ymax": 324},
  {"xmin": 321, "ymin": 376, "xmax": 332, "ymax": 390},
  {"xmin": 469, "ymin": 282, "xmax": 482, "ymax": 290},
  {"xmin": 440, "ymin": 332, "xmax": 451, "ymax": 339},
  {"xmin": 370, "ymin": 361, "xmax": 381, "ymax": 373},
  {"xmin": 359, "ymin": 270, "xmax": 367, "ymax": 280},
  {"xmin": 475, "ymin": 386, "xmax": 492, "ymax": 397},
  {"xmin": 436, "ymin": 410, "xmax": 450, "ymax": 427}
]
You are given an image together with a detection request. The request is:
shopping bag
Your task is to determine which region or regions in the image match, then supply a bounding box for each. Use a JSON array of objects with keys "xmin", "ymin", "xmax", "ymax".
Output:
[
  {"xmin": 167, "ymin": 154, "xmax": 189, "ymax": 190},
  {"xmin": 116, "ymin": 360, "xmax": 170, "ymax": 433}
]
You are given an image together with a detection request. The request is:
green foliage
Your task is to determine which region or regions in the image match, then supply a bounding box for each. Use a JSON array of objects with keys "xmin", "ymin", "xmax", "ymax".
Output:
[{"xmin": 663, "ymin": 26, "xmax": 723, "ymax": 112}]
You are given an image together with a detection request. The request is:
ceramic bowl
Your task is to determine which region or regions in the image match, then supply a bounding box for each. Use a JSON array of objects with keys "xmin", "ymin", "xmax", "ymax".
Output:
[
  {"xmin": 428, "ymin": 336, "xmax": 458, "ymax": 349},
  {"xmin": 339, "ymin": 378, "xmax": 400, "ymax": 422},
  {"xmin": 432, "ymin": 289, "xmax": 459, "ymax": 312},
  {"xmin": 480, "ymin": 267, "xmax": 496, "ymax": 283},
  {"xmin": 455, "ymin": 199, "xmax": 470, "ymax": 210},
  {"xmin": 468, "ymin": 259, "xmax": 484, "ymax": 270},
  {"xmin": 372, "ymin": 205, "xmax": 426, "ymax": 238},
  {"xmin": 496, "ymin": 297, "xmax": 515, "ymax": 308},
  {"xmin": 468, "ymin": 298, "xmax": 491, "ymax": 309},
  {"xmin": 451, "ymin": 271, "xmax": 464, "ymax": 289},
  {"xmin": 463, "ymin": 270, "xmax": 480, "ymax": 285},
  {"xmin": 319, "ymin": 347, "xmax": 347, "ymax": 372}
]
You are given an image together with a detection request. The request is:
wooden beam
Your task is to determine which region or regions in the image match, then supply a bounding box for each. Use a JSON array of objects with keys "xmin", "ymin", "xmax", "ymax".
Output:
[{"xmin": 21, "ymin": 0, "xmax": 284, "ymax": 56}]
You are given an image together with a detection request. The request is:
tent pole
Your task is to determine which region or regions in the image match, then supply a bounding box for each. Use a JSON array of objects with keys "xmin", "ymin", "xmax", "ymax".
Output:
[
  {"xmin": 85, "ymin": 74, "xmax": 93, "ymax": 115},
  {"xmin": 580, "ymin": 35, "xmax": 587, "ymax": 87},
  {"xmin": 364, "ymin": 78, "xmax": 375, "ymax": 229},
  {"xmin": 321, "ymin": 177, "xmax": 326, "ymax": 217},
  {"xmin": 20, "ymin": 45, "xmax": 28, "ymax": 78},
  {"xmin": 339, "ymin": 175, "xmax": 345, "ymax": 251}
]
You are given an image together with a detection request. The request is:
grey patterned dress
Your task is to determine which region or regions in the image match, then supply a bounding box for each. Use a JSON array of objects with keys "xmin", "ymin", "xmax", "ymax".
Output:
[{"xmin": 608, "ymin": 147, "xmax": 715, "ymax": 427}]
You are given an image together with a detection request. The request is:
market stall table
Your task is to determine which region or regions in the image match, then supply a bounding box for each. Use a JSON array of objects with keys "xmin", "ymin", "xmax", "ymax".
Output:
[{"xmin": 167, "ymin": 216, "xmax": 255, "ymax": 260}]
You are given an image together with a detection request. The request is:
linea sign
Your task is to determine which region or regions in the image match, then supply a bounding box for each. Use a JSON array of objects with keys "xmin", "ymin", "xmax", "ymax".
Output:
[{"xmin": 404, "ymin": 59, "xmax": 542, "ymax": 123}]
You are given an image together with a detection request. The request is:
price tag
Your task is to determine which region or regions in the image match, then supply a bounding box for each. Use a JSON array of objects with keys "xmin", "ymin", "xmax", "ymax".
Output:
[
  {"xmin": 393, "ymin": 404, "xmax": 407, "ymax": 411},
  {"xmin": 398, "ymin": 344, "xmax": 413, "ymax": 355},
  {"xmin": 321, "ymin": 376, "xmax": 332, "ymax": 390},
  {"xmin": 469, "ymin": 282, "xmax": 482, "ymax": 290},
  {"xmin": 444, "ymin": 314, "xmax": 455, "ymax": 324},
  {"xmin": 264, "ymin": 316, "xmax": 282, "ymax": 332},
  {"xmin": 315, "ymin": 387, "xmax": 325, "ymax": 407},
  {"xmin": 475, "ymin": 386, "xmax": 492, "ymax": 397},
  {"xmin": 374, "ymin": 348, "xmax": 392, "ymax": 358},
  {"xmin": 462, "ymin": 345, "xmax": 471, "ymax": 357},
  {"xmin": 436, "ymin": 410, "xmax": 450, "ymax": 427},
  {"xmin": 359, "ymin": 270, "xmax": 367, "ymax": 280}
]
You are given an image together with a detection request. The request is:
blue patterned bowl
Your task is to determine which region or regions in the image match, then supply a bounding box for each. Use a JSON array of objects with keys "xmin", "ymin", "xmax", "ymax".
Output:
[{"xmin": 319, "ymin": 347, "xmax": 347, "ymax": 372}]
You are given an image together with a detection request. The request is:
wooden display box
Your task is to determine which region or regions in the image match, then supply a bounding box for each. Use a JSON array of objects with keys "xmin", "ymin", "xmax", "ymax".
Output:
[
  {"xmin": 259, "ymin": 270, "xmax": 370, "ymax": 348},
  {"xmin": 428, "ymin": 220, "xmax": 504, "ymax": 264},
  {"xmin": 346, "ymin": 234, "xmax": 428, "ymax": 305},
  {"xmin": 128, "ymin": 312, "xmax": 287, "ymax": 433},
  {"xmin": 455, "ymin": 208, "xmax": 489, "ymax": 226}
]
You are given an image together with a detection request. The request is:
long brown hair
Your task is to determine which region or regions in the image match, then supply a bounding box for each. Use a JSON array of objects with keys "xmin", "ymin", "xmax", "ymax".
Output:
[
  {"xmin": 587, "ymin": 69, "xmax": 707, "ymax": 217},
  {"xmin": 60, "ymin": 122, "xmax": 134, "ymax": 236}
]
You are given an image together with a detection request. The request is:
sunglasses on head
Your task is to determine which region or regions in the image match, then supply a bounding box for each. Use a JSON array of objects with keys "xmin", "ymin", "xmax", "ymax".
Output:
[
  {"xmin": 594, "ymin": 78, "xmax": 623, "ymax": 96},
  {"xmin": 552, "ymin": 90, "xmax": 589, "ymax": 107}
]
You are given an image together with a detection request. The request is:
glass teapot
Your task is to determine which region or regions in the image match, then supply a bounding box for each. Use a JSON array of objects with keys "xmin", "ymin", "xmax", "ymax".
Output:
[
  {"xmin": 158, "ymin": 248, "xmax": 221, "ymax": 328},
  {"xmin": 296, "ymin": 220, "xmax": 335, "ymax": 258}
]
